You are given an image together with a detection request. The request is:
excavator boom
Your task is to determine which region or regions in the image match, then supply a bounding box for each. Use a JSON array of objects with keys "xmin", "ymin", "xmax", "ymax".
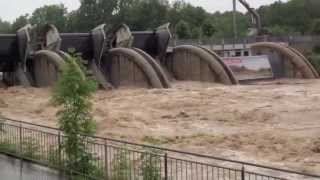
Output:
[{"xmin": 238, "ymin": 0, "xmax": 262, "ymax": 35}]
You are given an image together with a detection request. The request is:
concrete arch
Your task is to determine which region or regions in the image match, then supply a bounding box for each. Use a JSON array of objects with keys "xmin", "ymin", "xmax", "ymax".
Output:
[
  {"xmin": 286, "ymin": 46, "xmax": 319, "ymax": 78},
  {"xmin": 102, "ymin": 48, "xmax": 164, "ymax": 88},
  {"xmin": 170, "ymin": 45, "xmax": 238, "ymax": 85},
  {"xmin": 251, "ymin": 42, "xmax": 318, "ymax": 79},
  {"xmin": 132, "ymin": 48, "xmax": 171, "ymax": 88},
  {"xmin": 58, "ymin": 51, "xmax": 113, "ymax": 90},
  {"xmin": 31, "ymin": 50, "xmax": 65, "ymax": 87},
  {"xmin": 196, "ymin": 46, "xmax": 239, "ymax": 85}
]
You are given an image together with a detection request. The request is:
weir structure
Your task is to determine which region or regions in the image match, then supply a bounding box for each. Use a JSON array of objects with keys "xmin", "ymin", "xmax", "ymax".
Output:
[{"xmin": 0, "ymin": 23, "xmax": 318, "ymax": 89}]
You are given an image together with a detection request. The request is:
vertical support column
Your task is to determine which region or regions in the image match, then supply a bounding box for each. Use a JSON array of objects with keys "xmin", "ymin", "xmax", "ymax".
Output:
[
  {"xmin": 241, "ymin": 165, "xmax": 245, "ymax": 180},
  {"xmin": 58, "ymin": 131, "xmax": 62, "ymax": 166},
  {"xmin": 233, "ymin": 0, "xmax": 238, "ymax": 48},
  {"xmin": 164, "ymin": 153, "xmax": 168, "ymax": 180},
  {"xmin": 19, "ymin": 122, "xmax": 23, "ymax": 178},
  {"xmin": 105, "ymin": 139, "xmax": 109, "ymax": 179},
  {"xmin": 19, "ymin": 122, "xmax": 22, "ymax": 156},
  {"xmin": 58, "ymin": 131, "xmax": 63, "ymax": 179}
]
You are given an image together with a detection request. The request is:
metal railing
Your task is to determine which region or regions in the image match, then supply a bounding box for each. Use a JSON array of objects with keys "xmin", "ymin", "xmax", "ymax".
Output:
[
  {"xmin": 170, "ymin": 35, "xmax": 320, "ymax": 49},
  {"xmin": 0, "ymin": 117, "xmax": 319, "ymax": 180}
]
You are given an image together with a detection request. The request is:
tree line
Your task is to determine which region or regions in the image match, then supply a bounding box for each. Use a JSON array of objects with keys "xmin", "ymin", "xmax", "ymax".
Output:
[{"xmin": 0, "ymin": 0, "xmax": 320, "ymax": 39}]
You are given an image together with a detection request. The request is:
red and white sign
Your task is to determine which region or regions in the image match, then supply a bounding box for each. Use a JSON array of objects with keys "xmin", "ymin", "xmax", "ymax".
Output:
[{"xmin": 222, "ymin": 55, "xmax": 273, "ymax": 80}]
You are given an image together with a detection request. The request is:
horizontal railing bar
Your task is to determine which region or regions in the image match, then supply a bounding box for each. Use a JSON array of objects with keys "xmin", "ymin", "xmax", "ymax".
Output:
[
  {"xmin": 245, "ymin": 171, "xmax": 284, "ymax": 179},
  {"xmin": 104, "ymin": 144, "xmax": 164, "ymax": 155},
  {"xmin": 167, "ymin": 156, "xmax": 241, "ymax": 172},
  {"xmin": 1, "ymin": 117, "xmax": 61, "ymax": 131},
  {"xmin": 2, "ymin": 123, "xmax": 60, "ymax": 136}
]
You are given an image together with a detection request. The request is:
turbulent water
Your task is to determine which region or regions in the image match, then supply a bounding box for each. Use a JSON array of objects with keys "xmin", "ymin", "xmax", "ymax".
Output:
[{"xmin": 0, "ymin": 79, "xmax": 320, "ymax": 174}]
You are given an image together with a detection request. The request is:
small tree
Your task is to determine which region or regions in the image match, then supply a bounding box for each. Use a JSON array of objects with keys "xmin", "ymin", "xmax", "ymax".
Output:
[{"xmin": 52, "ymin": 55, "xmax": 98, "ymax": 177}]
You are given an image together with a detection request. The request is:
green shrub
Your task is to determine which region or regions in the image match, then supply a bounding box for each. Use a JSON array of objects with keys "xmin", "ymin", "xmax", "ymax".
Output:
[
  {"xmin": 20, "ymin": 137, "xmax": 41, "ymax": 160},
  {"xmin": 110, "ymin": 148, "xmax": 134, "ymax": 180},
  {"xmin": 140, "ymin": 149, "xmax": 162, "ymax": 180},
  {"xmin": 0, "ymin": 137, "xmax": 41, "ymax": 161},
  {"xmin": 47, "ymin": 146, "xmax": 61, "ymax": 167}
]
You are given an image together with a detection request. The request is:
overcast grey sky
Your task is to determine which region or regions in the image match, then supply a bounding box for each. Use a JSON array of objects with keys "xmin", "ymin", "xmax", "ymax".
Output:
[{"xmin": 0, "ymin": 0, "xmax": 287, "ymax": 22}]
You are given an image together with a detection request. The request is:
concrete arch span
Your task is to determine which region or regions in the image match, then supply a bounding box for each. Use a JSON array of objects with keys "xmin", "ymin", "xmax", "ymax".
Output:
[
  {"xmin": 101, "ymin": 48, "xmax": 164, "ymax": 89},
  {"xmin": 28, "ymin": 50, "xmax": 65, "ymax": 87},
  {"xmin": 168, "ymin": 45, "xmax": 238, "ymax": 85},
  {"xmin": 251, "ymin": 42, "xmax": 319, "ymax": 79},
  {"xmin": 132, "ymin": 48, "xmax": 171, "ymax": 88}
]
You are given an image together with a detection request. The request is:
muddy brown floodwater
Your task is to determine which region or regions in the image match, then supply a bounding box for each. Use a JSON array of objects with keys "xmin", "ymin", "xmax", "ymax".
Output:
[{"xmin": 0, "ymin": 79, "xmax": 320, "ymax": 174}]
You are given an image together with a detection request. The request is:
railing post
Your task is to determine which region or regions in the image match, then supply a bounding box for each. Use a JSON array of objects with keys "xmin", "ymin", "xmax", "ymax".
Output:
[
  {"xmin": 58, "ymin": 131, "xmax": 61, "ymax": 166},
  {"xmin": 164, "ymin": 153, "xmax": 168, "ymax": 180},
  {"xmin": 58, "ymin": 131, "xmax": 62, "ymax": 179},
  {"xmin": 19, "ymin": 122, "xmax": 22, "ymax": 157},
  {"xmin": 241, "ymin": 165, "xmax": 245, "ymax": 180},
  {"xmin": 18, "ymin": 122, "xmax": 23, "ymax": 178},
  {"xmin": 105, "ymin": 139, "xmax": 108, "ymax": 179}
]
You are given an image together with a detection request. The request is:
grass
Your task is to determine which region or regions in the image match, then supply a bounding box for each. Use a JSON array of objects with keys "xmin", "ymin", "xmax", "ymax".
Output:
[
  {"xmin": 0, "ymin": 137, "xmax": 42, "ymax": 160},
  {"xmin": 140, "ymin": 149, "xmax": 162, "ymax": 180},
  {"xmin": 47, "ymin": 145, "xmax": 61, "ymax": 166},
  {"xmin": 109, "ymin": 146, "xmax": 163, "ymax": 180},
  {"xmin": 20, "ymin": 137, "xmax": 41, "ymax": 160},
  {"xmin": 0, "ymin": 139, "xmax": 18, "ymax": 154},
  {"xmin": 110, "ymin": 148, "xmax": 133, "ymax": 180}
]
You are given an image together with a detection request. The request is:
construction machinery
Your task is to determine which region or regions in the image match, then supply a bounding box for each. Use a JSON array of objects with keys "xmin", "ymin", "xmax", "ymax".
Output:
[{"xmin": 238, "ymin": 0, "xmax": 263, "ymax": 36}]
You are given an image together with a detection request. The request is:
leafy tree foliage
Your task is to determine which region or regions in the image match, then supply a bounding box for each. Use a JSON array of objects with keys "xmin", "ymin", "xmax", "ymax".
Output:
[
  {"xmin": 2, "ymin": 0, "xmax": 320, "ymax": 38},
  {"xmin": 11, "ymin": 15, "xmax": 29, "ymax": 32},
  {"xmin": 258, "ymin": 0, "xmax": 320, "ymax": 35},
  {"xmin": 168, "ymin": 1, "xmax": 209, "ymax": 38},
  {"xmin": 311, "ymin": 19, "xmax": 320, "ymax": 35},
  {"xmin": 52, "ymin": 55, "xmax": 98, "ymax": 176},
  {"xmin": 202, "ymin": 19, "xmax": 216, "ymax": 38},
  {"xmin": 176, "ymin": 20, "xmax": 191, "ymax": 39},
  {"xmin": 124, "ymin": 0, "xmax": 169, "ymax": 30},
  {"xmin": 0, "ymin": 19, "xmax": 11, "ymax": 33},
  {"xmin": 75, "ymin": 0, "xmax": 116, "ymax": 31},
  {"xmin": 30, "ymin": 4, "xmax": 68, "ymax": 31},
  {"xmin": 267, "ymin": 25, "xmax": 298, "ymax": 36},
  {"xmin": 211, "ymin": 11, "xmax": 249, "ymax": 38}
]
